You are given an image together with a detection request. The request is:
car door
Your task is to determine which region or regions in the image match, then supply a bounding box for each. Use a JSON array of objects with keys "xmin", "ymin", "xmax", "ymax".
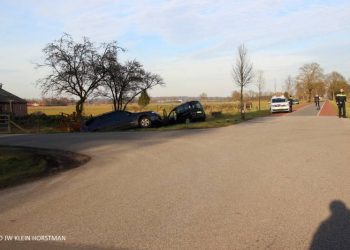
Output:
[
  {"xmin": 114, "ymin": 111, "xmax": 135, "ymax": 128},
  {"xmin": 168, "ymin": 109, "xmax": 177, "ymax": 124},
  {"xmin": 94, "ymin": 111, "xmax": 127, "ymax": 130},
  {"xmin": 175, "ymin": 105, "xmax": 186, "ymax": 122},
  {"xmin": 106, "ymin": 111, "xmax": 134, "ymax": 129}
]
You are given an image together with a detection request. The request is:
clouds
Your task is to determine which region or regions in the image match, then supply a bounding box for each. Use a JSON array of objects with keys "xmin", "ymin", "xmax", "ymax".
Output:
[{"xmin": 1, "ymin": 0, "xmax": 350, "ymax": 97}]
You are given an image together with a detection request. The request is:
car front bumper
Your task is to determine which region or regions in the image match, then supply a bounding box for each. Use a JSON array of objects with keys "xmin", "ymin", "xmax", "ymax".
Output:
[{"xmin": 271, "ymin": 107, "xmax": 290, "ymax": 112}]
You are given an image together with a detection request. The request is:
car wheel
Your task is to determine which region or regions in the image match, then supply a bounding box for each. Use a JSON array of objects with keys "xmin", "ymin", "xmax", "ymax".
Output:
[{"xmin": 139, "ymin": 116, "xmax": 152, "ymax": 128}]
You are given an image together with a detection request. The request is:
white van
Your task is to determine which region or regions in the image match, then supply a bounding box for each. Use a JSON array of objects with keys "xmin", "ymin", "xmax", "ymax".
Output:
[{"xmin": 270, "ymin": 96, "xmax": 290, "ymax": 113}]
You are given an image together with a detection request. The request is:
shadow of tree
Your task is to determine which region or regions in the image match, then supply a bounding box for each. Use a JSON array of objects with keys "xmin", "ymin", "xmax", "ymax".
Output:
[{"xmin": 310, "ymin": 200, "xmax": 350, "ymax": 250}]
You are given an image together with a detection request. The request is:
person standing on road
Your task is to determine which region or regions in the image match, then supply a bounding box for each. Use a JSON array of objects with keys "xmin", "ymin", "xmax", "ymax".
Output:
[
  {"xmin": 335, "ymin": 89, "xmax": 347, "ymax": 118},
  {"xmin": 288, "ymin": 95, "xmax": 293, "ymax": 112},
  {"xmin": 314, "ymin": 94, "xmax": 320, "ymax": 110}
]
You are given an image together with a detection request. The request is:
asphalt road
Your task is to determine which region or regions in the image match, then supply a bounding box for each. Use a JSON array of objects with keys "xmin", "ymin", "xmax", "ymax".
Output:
[
  {"xmin": 1, "ymin": 105, "xmax": 350, "ymax": 250},
  {"xmin": 289, "ymin": 101, "xmax": 325, "ymax": 116}
]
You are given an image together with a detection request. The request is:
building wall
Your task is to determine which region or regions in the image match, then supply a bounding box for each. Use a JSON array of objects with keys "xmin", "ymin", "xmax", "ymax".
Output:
[{"xmin": 0, "ymin": 103, "xmax": 28, "ymax": 117}]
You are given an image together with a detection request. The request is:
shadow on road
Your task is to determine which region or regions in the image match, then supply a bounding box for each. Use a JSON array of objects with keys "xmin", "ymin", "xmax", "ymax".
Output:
[
  {"xmin": 0, "ymin": 129, "xmax": 213, "ymax": 153},
  {"xmin": 310, "ymin": 200, "xmax": 350, "ymax": 250},
  {"xmin": 0, "ymin": 241, "xmax": 135, "ymax": 250}
]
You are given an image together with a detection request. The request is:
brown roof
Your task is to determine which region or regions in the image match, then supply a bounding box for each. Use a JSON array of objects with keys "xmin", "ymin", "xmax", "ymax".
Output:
[{"xmin": 0, "ymin": 88, "xmax": 27, "ymax": 103}]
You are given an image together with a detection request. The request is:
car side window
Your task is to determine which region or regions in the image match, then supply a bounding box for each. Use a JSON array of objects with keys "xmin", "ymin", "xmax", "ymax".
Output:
[{"xmin": 176, "ymin": 105, "xmax": 184, "ymax": 113}]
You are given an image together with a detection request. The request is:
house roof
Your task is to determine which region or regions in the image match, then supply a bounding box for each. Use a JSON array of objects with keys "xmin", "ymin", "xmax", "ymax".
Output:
[{"xmin": 0, "ymin": 87, "xmax": 27, "ymax": 103}]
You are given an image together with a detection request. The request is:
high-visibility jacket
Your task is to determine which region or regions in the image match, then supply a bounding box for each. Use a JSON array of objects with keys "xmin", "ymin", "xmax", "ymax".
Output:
[{"xmin": 336, "ymin": 93, "xmax": 347, "ymax": 105}]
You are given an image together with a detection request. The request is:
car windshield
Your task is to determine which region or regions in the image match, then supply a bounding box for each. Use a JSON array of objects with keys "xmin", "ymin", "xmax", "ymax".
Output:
[
  {"xmin": 272, "ymin": 98, "xmax": 287, "ymax": 103},
  {"xmin": 191, "ymin": 102, "xmax": 202, "ymax": 109}
]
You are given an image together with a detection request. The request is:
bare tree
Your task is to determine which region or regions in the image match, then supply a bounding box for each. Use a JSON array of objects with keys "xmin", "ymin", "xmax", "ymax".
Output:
[
  {"xmin": 256, "ymin": 70, "xmax": 265, "ymax": 111},
  {"xmin": 37, "ymin": 33, "xmax": 109, "ymax": 118},
  {"xmin": 325, "ymin": 72, "xmax": 349, "ymax": 100},
  {"xmin": 100, "ymin": 55, "xmax": 164, "ymax": 111},
  {"xmin": 284, "ymin": 75, "xmax": 295, "ymax": 97},
  {"xmin": 124, "ymin": 71, "xmax": 164, "ymax": 110},
  {"xmin": 296, "ymin": 63, "xmax": 324, "ymax": 102},
  {"xmin": 232, "ymin": 44, "xmax": 254, "ymax": 119}
]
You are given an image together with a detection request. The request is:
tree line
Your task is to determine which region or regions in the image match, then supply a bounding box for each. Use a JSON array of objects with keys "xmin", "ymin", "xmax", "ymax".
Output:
[
  {"xmin": 293, "ymin": 64, "xmax": 350, "ymax": 102},
  {"xmin": 37, "ymin": 34, "xmax": 164, "ymax": 118},
  {"xmin": 231, "ymin": 44, "xmax": 350, "ymax": 119}
]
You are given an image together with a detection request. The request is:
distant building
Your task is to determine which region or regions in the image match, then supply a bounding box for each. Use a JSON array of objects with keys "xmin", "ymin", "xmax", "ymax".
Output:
[{"xmin": 0, "ymin": 84, "xmax": 27, "ymax": 117}]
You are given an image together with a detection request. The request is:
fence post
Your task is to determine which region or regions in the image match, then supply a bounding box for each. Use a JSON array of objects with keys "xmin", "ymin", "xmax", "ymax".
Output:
[{"xmin": 8, "ymin": 115, "xmax": 11, "ymax": 133}]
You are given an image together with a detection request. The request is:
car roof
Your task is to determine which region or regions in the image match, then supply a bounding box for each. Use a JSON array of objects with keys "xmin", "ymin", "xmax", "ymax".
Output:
[
  {"xmin": 271, "ymin": 95, "xmax": 286, "ymax": 99},
  {"xmin": 179, "ymin": 100, "xmax": 200, "ymax": 106}
]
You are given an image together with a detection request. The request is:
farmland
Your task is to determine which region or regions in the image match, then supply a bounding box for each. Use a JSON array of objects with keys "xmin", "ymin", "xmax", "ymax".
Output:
[
  {"xmin": 28, "ymin": 101, "xmax": 271, "ymax": 117},
  {"xmin": 21, "ymin": 100, "xmax": 303, "ymax": 132}
]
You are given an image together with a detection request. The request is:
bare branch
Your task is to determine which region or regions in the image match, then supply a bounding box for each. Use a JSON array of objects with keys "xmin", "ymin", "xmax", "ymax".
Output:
[{"xmin": 232, "ymin": 44, "xmax": 254, "ymax": 118}]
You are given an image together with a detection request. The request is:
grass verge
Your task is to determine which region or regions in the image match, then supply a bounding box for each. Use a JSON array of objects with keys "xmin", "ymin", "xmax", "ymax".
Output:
[
  {"xmin": 331, "ymin": 101, "xmax": 350, "ymax": 118},
  {"xmin": 138, "ymin": 109, "xmax": 271, "ymax": 131},
  {"xmin": 0, "ymin": 146, "xmax": 90, "ymax": 189}
]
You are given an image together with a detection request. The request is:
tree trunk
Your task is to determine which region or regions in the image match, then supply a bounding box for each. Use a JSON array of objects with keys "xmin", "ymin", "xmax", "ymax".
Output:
[
  {"xmin": 112, "ymin": 100, "xmax": 117, "ymax": 111},
  {"xmin": 117, "ymin": 98, "xmax": 123, "ymax": 110},
  {"xmin": 308, "ymin": 89, "xmax": 312, "ymax": 103},
  {"xmin": 240, "ymin": 86, "xmax": 245, "ymax": 119},
  {"xmin": 258, "ymin": 91, "xmax": 261, "ymax": 111},
  {"xmin": 75, "ymin": 99, "xmax": 85, "ymax": 118}
]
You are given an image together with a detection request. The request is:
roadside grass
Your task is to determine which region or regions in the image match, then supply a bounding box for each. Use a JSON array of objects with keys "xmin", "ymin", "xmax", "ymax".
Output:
[
  {"xmin": 0, "ymin": 146, "xmax": 90, "ymax": 188},
  {"xmin": 139, "ymin": 109, "xmax": 272, "ymax": 131},
  {"xmin": 330, "ymin": 101, "xmax": 350, "ymax": 118},
  {"xmin": 0, "ymin": 148, "xmax": 47, "ymax": 188}
]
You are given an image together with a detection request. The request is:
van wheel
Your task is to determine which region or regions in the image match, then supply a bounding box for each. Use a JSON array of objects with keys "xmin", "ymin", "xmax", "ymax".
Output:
[{"xmin": 139, "ymin": 116, "xmax": 151, "ymax": 128}]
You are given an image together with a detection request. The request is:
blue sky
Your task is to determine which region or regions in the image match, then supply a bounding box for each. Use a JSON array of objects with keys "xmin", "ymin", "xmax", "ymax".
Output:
[{"xmin": 1, "ymin": 0, "xmax": 350, "ymax": 98}]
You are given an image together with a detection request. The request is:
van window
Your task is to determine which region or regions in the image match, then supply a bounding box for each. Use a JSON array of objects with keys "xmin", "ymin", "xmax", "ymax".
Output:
[{"xmin": 272, "ymin": 98, "xmax": 287, "ymax": 103}]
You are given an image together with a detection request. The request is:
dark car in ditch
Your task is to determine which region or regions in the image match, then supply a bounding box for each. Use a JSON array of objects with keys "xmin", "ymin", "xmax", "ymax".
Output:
[
  {"xmin": 81, "ymin": 110, "xmax": 162, "ymax": 132},
  {"xmin": 167, "ymin": 101, "xmax": 206, "ymax": 124}
]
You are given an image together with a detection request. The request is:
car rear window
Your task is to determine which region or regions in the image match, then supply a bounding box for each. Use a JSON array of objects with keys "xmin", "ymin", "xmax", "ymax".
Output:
[{"xmin": 272, "ymin": 98, "xmax": 287, "ymax": 103}]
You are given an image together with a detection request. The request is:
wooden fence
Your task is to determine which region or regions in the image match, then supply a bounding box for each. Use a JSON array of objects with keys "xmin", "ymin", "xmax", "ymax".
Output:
[{"xmin": 0, "ymin": 114, "xmax": 26, "ymax": 133}]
